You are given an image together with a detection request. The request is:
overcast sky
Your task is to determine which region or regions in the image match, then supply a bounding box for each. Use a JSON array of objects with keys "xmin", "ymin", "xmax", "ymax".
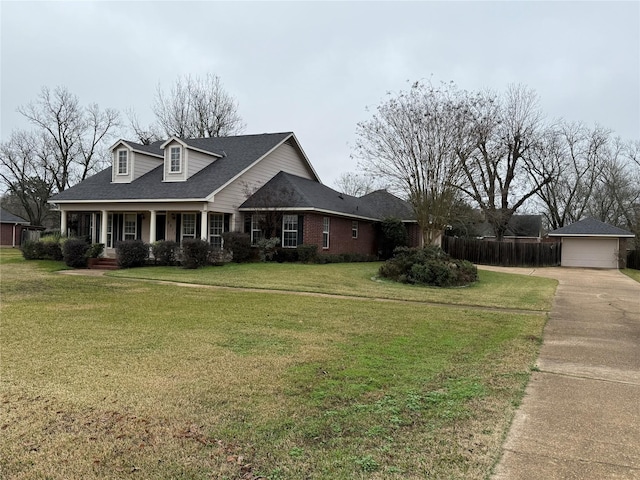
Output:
[{"xmin": 1, "ymin": 1, "xmax": 639, "ymax": 188}]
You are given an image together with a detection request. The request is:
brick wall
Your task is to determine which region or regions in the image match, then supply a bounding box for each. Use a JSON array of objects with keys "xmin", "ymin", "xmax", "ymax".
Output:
[{"xmin": 303, "ymin": 213, "xmax": 377, "ymax": 256}]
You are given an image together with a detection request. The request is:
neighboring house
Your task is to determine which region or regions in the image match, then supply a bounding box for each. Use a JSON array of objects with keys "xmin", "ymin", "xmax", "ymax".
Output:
[
  {"xmin": 463, "ymin": 214, "xmax": 543, "ymax": 243},
  {"xmin": 240, "ymin": 171, "xmax": 421, "ymax": 255},
  {"xmin": 548, "ymin": 217, "xmax": 635, "ymax": 269},
  {"xmin": 0, "ymin": 209, "xmax": 36, "ymax": 247},
  {"xmin": 48, "ymin": 132, "xmax": 420, "ymax": 257}
]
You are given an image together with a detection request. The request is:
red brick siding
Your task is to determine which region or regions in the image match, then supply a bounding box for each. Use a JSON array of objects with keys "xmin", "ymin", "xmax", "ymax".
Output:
[
  {"xmin": 0, "ymin": 223, "xmax": 22, "ymax": 246},
  {"xmin": 302, "ymin": 213, "xmax": 377, "ymax": 256}
]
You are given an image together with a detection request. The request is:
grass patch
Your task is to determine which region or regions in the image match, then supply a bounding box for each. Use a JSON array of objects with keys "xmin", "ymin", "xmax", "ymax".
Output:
[
  {"xmin": 1, "ymin": 249, "xmax": 555, "ymax": 479},
  {"xmin": 108, "ymin": 261, "xmax": 556, "ymax": 311},
  {"xmin": 621, "ymin": 268, "xmax": 640, "ymax": 283}
]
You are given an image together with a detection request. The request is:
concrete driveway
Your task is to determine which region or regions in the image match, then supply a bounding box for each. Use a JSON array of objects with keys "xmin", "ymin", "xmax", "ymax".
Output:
[{"xmin": 490, "ymin": 267, "xmax": 640, "ymax": 479}]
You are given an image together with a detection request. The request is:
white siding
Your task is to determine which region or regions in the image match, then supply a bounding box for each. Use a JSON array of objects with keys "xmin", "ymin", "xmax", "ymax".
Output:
[
  {"xmin": 212, "ymin": 142, "xmax": 316, "ymax": 229},
  {"xmin": 561, "ymin": 237, "xmax": 619, "ymax": 268},
  {"xmin": 186, "ymin": 149, "xmax": 216, "ymax": 179},
  {"xmin": 132, "ymin": 152, "xmax": 163, "ymax": 180}
]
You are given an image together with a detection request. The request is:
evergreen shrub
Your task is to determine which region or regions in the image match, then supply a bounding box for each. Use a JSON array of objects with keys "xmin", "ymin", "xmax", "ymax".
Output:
[
  {"xmin": 379, "ymin": 246, "xmax": 477, "ymax": 287},
  {"xmin": 152, "ymin": 240, "xmax": 179, "ymax": 266},
  {"xmin": 181, "ymin": 239, "xmax": 210, "ymax": 269},
  {"xmin": 116, "ymin": 239, "xmax": 149, "ymax": 268},
  {"xmin": 62, "ymin": 238, "xmax": 90, "ymax": 268}
]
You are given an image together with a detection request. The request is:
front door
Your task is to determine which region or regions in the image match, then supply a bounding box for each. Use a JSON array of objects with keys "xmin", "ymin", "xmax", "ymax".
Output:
[{"xmin": 156, "ymin": 214, "xmax": 166, "ymax": 241}]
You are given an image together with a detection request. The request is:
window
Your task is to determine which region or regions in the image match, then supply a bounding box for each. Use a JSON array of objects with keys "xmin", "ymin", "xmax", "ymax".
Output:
[
  {"xmin": 251, "ymin": 214, "xmax": 264, "ymax": 245},
  {"xmin": 283, "ymin": 214, "xmax": 298, "ymax": 248},
  {"xmin": 124, "ymin": 213, "xmax": 137, "ymax": 240},
  {"xmin": 117, "ymin": 150, "xmax": 128, "ymax": 175},
  {"xmin": 209, "ymin": 213, "xmax": 223, "ymax": 250},
  {"xmin": 182, "ymin": 213, "xmax": 196, "ymax": 240},
  {"xmin": 323, "ymin": 217, "xmax": 330, "ymax": 249},
  {"xmin": 352, "ymin": 221, "xmax": 359, "ymax": 239},
  {"xmin": 170, "ymin": 147, "xmax": 182, "ymax": 173}
]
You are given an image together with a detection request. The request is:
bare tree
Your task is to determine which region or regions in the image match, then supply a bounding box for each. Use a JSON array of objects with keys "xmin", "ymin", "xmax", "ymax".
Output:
[
  {"xmin": 17, "ymin": 86, "xmax": 120, "ymax": 192},
  {"xmin": 153, "ymin": 73, "xmax": 245, "ymax": 139},
  {"xmin": 535, "ymin": 122, "xmax": 609, "ymax": 230},
  {"xmin": 588, "ymin": 137, "xmax": 640, "ymax": 235},
  {"xmin": 0, "ymin": 131, "xmax": 55, "ymax": 225},
  {"xmin": 456, "ymin": 85, "xmax": 555, "ymax": 240},
  {"xmin": 333, "ymin": 172, "xmax": 379, "ymax": 197},
  {"xmin": 355, "ymin": 81, "xmax": 466, "ymax": 244},
  {"xmin": 126, "ymin": 109, "xmax": 162, "ymax": 145}
]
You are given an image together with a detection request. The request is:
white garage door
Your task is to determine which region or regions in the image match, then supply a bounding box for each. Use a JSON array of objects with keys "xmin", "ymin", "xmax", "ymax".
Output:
[{"xmin": 561, "ymin": 237, "xmax": 619, "ymax": 268}]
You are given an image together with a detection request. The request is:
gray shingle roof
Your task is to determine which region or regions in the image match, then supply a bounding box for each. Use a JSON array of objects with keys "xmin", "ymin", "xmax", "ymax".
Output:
[
  {"xmin": 0, "ymin": 208, "xmax": 29, "ymax": 224},
  {"xmin": 50, "ymin": 133, "xmax": 296, "ymax": 202},
  {"xmin": 239, "ymin": 172, "xmax": 416, "ymax": 222},
  {"xmin": 549, "ymin": 217, "xmax": 635, "ymax": 237}
]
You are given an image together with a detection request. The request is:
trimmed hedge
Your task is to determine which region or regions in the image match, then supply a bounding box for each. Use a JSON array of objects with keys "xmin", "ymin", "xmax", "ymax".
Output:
[
  {"xmin": 116, "ymin": 239, "xmax": 149, "ymax": 268},
  {"xmin": 62, "ymin": 238, "xmax": 90, "ymax": 268},
  {"xmin": 21, "ymin": 239, "xmax": 63, "ymax": 261},
  {"xmin": 181, "ymin": 239, "xmax": 210, "ymax": 269},
  {"xmin": 222, "ymin": 232, "xmax": 254, "ymax": 263},
  {"xmin": 152, "ymin": 240, "xmax": 179, "ymax": 266},
  {"xmin": 379, "ymin": 246, "xmax": 477, "ymax": 287}
]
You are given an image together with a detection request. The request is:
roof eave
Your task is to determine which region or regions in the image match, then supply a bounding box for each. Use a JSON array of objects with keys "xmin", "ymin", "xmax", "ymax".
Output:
[{"xmin": 548, "ymin": 233, "xmax": 635, "ymax": 238}]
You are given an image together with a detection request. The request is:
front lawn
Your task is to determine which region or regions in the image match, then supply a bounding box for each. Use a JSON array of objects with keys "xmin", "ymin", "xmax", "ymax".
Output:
[
  {"xmin": 1, "ymin": 250, "xmax": 556, "ymax": 479},
  {"xmin": 622, "ymin": 268, "xmax": 640, "ymax": 283},
  {"xmin": 109, "ymin": 261, "xmax": 556, "ymax": 311}
]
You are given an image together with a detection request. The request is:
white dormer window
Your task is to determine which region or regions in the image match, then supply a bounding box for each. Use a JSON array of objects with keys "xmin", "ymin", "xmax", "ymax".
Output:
[
  {"xmin": 117, "ymin": 150, "xmax": 128, "ymax": 175},
  {"xmin": 170, "ymin": 147, "xmax": 182, "ymax": 173}
]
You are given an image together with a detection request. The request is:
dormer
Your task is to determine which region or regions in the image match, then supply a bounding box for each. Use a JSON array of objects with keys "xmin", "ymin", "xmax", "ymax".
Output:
[
  {"xmin": 110, "ymin": 140, "xmax": 163, "ymax": 183},
  {"xmin": 160, "ymin": 137, "xmax": 223, "ymax": 182}
]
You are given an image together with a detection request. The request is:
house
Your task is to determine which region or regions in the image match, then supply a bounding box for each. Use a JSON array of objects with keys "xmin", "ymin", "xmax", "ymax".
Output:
[
  {"xmin": 48, "ymin": 132, "xmax": 420, "ymax": 257},
  {"xmin": 0, "ymin": 208, "xmax": 34, "ymax": 247},
  {"xmin": 548, "ymin": 217, "xmax": 635, "ymax": 269}
]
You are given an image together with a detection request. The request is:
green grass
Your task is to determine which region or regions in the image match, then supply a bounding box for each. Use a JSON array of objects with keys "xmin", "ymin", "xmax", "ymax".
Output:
[
  {"xmin": 108, "ymin": 261, "xmax": 556, "ymax": 311},
  {"xmin": 622, "ymin": 268, "xmax": 640, "ymax": 283},
  {"xmin": 0, "ymin": 249, "xmax": 556, "ymax": 479}
]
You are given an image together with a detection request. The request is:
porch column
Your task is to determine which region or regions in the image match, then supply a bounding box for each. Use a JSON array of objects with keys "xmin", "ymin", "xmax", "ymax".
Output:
[
  {"xmin": 149, "ymin": 210, "xmax": 157, "ymax": 244},
  {"xmin": 60, "ymin": 209, "xmax": 67, "ymax": 236},
  {"xmin": 200, "ymin": 208, "xmax": 208, "ymax": 241},
  {"xmin": 100, "ymin": 210, "xmax": 108, "ymax": 245}
]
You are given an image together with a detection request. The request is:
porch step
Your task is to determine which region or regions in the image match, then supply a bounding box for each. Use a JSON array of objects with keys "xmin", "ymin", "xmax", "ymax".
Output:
[{"xmin": 89, "ymin": 257, "xmax": 119, "ymax": 270}]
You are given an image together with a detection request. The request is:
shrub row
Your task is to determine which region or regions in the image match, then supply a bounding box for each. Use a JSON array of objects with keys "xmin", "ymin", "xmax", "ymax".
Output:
[
  {"xmin": 379, "ymin": 246, "xmax": 478, "ymax": 287},
  {"xmin": 21, "ymin": 236, "xmax": 105, "ymax": 268}
]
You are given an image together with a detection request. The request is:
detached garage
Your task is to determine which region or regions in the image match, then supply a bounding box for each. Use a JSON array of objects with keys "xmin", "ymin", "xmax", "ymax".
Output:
[{"xmin": 549, "ymin": 217, "xmax": 635, "ymax": 269}]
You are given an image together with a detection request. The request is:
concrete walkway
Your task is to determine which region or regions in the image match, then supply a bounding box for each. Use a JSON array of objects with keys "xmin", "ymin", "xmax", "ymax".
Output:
[{"xmin": 490, "ymin": 267, "xmax": 640, "ymax": 479}]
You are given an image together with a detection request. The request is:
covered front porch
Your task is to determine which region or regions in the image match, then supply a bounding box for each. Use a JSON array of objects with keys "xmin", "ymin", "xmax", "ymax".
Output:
[{"xmin": 59, "ymin": 204, "xmax": 235, "ymax": 258}]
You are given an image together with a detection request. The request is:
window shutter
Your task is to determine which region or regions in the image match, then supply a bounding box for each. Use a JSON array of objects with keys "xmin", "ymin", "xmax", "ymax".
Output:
[
  {"xmin": 196, "ymin": 213, "xmax": 202, "ymax": 238},
  {"xmin": 244, "ymin": 214, "xmax": 251, "ymax": 234},
  {"xmin": 116, "ymin": 214, "xmax": 124, "ymax": 244},
  {"xmin": 297, "ymin": 215, "xmax": 304, "ymax": 245},
  {"xmin": 175, "ymin": 214, "xmax": 181, "ymax": 242},
  {"xmin": 224, "ymin": 214, "xmax": 230, "ymax": 233},
  {"xmin": 137, "ymin": 214, "xmax": 143, "ymax": 240}
]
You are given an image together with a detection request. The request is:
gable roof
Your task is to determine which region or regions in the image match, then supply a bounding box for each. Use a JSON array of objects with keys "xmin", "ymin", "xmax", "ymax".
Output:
[
  {"xmin": 0, "ymin": 208, "xmax": 29, "ymax": 224},
  {"xmin": 50, "ymin": 133, "xmax": 317, "ymax": 203},
  {"xmin": 239, "ymin": 172, "xmax": 416, "ymax": 222},
  {"xmin": 548, "ymin": 217, "xmax": 635, "ymax": 237}
]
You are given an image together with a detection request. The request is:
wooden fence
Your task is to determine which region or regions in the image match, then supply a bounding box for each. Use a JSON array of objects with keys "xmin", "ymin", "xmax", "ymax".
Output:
[{"xmin": 442, "ymin": 236, "xmax": 561, "ymax": 267}]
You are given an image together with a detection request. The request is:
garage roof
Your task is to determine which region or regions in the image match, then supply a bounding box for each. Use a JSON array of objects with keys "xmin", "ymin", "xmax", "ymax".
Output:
[{"xmin": 548, "ymin": 217, "xmax": 634, "ymax": 237}]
